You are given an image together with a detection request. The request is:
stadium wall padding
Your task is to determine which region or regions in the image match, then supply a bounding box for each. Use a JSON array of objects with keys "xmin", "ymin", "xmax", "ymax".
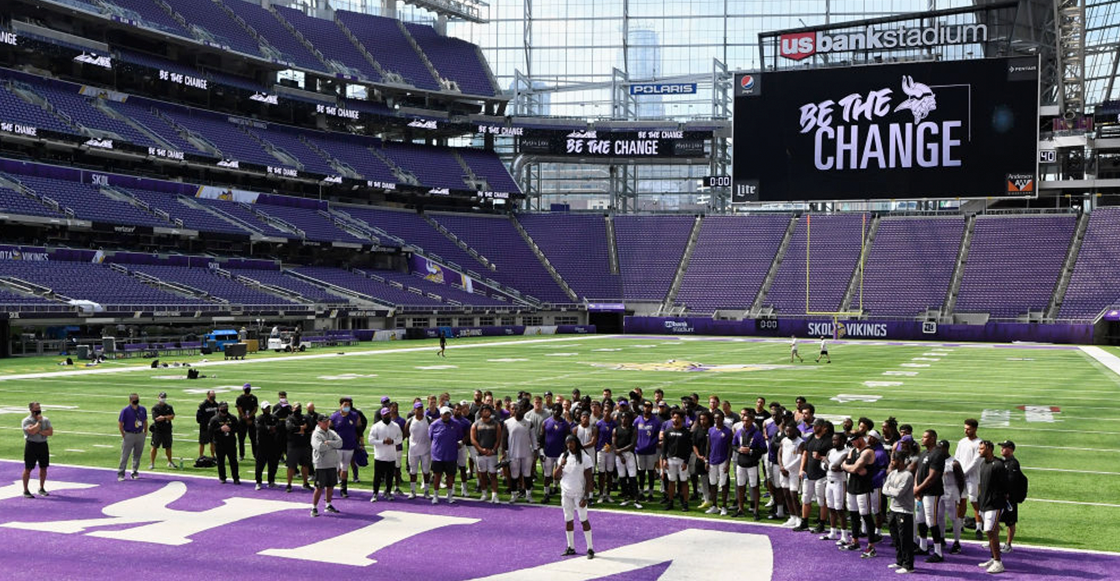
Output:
[{"xmin": 623, "ymin": 317, "xmax": 1094, "ymax": 344}]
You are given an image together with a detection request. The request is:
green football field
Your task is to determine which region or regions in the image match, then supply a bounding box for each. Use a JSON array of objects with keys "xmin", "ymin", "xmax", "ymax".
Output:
[{"xmin": 1, "ymin": 334, "xmax": 1117, "ymax": 553}]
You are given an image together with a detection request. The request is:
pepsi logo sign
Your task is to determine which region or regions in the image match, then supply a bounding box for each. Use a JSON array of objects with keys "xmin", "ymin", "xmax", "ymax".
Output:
[{"xmin": 740, "ymin": 75, "xmax": 755, "ymax": 90}]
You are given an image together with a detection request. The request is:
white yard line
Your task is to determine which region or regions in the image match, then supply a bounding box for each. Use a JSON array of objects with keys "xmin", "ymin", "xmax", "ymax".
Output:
[
  {"xmin": 1029, "ymin": 498, "xmax": 1120, "ymax": 509},
  {"xmin": 0, "ymin": 335, "xmax": 617, "ymax": 382}
]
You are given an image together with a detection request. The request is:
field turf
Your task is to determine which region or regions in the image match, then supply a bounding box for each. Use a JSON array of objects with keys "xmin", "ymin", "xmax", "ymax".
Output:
[{"xmin": 1, "ymin": 334, "xmax": 1117, "ymax": 553}]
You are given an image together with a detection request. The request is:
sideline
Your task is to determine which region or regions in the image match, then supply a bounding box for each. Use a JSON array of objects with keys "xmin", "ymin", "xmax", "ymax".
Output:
[
  {"xmin": 0, "ymin": 335, "xmax": 616, "ymax": 382},
  {"xmin": 1080, "ymin": 346, "xmax": 1120, "ymax": 377}
]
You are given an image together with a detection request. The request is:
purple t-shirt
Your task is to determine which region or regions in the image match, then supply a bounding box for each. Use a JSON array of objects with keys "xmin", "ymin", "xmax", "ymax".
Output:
[
  {"xmin": 595, "ymin": 419, "xmax": 616, "ymax": 451},
  {"xmin": 542, "ymin": 417, "xmax": 571, "ymax": 458},
  {"xmin": 871, "ymin": 443, "xmax": 890, "ymax": 489},
  {"xmin": 428, "ymin": 418, "xmax": 461, "ymax": 462},
  {"xmin": 329, "ymin": 411, "xmax": 361, "ymax": 450},
  {"xmin": 392, "ymin": 416, "xmax": 407, "ymax": 451},
  {"xmin": 455, "ymin": 416, "xmax": 472, "ymax": 444},
  {"xmin": 708, "ymin": 426, "xmax": 732, "ymax": 465},
  {"xmin": 119, "ymin": 405, "xmax": 148, "ymax": 433},
  {"xmin": 634, "ymin": 415, "xmax": 662, "ymax": 455}
]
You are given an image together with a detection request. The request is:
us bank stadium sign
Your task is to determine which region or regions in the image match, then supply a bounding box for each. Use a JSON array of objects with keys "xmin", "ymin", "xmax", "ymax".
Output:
[{"xmin": 779, "ymin": 22, "xmax": 987, "ymax": 61}]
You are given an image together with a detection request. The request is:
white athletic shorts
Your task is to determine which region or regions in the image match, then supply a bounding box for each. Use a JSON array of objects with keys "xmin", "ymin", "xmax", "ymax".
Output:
[
  {"xmin": 940, "ymin": 492, "xmax": 961, "ymax": 524},
  {"xmin": 543, "ymin": 456, "xmax": 560, "ymax": 477},
  {"xmin": 408, "ymin": 452, "xmax": 431, "ymax": 475},
  {"xmin": 735, "ymin": 465, "xmax": 759, "ymax": 488},
  {"xmin": 966, "ymin": 477, "xmax": 979, "ymax": 503},
  {"xmin": 847, "ymin": 491, "xmax": 872, "ymax": 515},
  {"xmin": 981, "ymin": 509, "xmax": 1001, "ymax": 533},
  {"xmin": 508, "ymin": 456, "xmax": 532, "ymax": 479},
  {"xmin": 562, "ymin": 494, "xmax": 589, "ymax": 522},
  {"xmin": 871, "ymin": 487, "xmax": 882, "ymax": 514},
  {"xmin": 826, "ymin": 479, "xmax": 845, "ymax": 510},
  {"xmin": 475, "ymin": 454, "xmax": 498, "ymax": 474},
  {"xmin": 637, "ymin": 453, "xmax": 658, "ymax": 471},
  {"xmin": 457, "ymin": 446, "xmax": 468, "ymax": 468},
  {"xmin": 769, "ymin": 462, "xmax": 783, "ymax": 487},
  {"xmin": 781, "ymin": 470, "xmax": 800, "ymax": 492},
  {"xmin": 337, "ymin": 449, "xmax": 354, "ymax": 472},
  {"xmin": 615, "ymin": 451, "xmax": 637, "ymax": 477},
  {"xmin": 394, "ymin": 455, "xmax": 401, "ymax": 468},
  {"xmin": 665, "ymin": 457, "xmax": 689, "ymax": 481},
  {"xmin": 801, "ymin": 477, "xmax": 825, "ymax": 505},
  {"xmin": 708, "ymin": 461, "xmax": 729, "ymax": 486},
  {"xmin": 597, "ymin": 450, "xmax": 616, "ymax": 473}
]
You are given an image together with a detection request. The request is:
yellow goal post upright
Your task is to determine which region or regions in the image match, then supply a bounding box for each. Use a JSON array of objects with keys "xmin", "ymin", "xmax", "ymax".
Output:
[{"xmin": 804, "ymin": 212, "xmax": 868, "ymax": 338}]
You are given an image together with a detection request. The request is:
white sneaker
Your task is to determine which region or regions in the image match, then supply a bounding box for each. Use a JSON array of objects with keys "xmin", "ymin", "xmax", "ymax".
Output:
[
  {"xmin": 896, "ymin": 567, "xmax": 913, "ymax": 574},
  {"xmin": 979, "ymin": 559, "xmax": 994, "ymax": 568},
  {"xmin": 370, "ymin": 494, "xmax": 378, "ymax": 503},
  {"xmin": 431, "ymin": 496, "xmax": 439, "ymax": 505},
  {"xmin": 386, "ymin": 493, "xmax": 394, "ymax": 501},
  {"xmin": 705, "ymin": 506, "xmax": 719, "ymax": 514},
  {"xmin": 888, "ymin": 564, "xmax": 899, "ymax": 569},
  {"xmin": 448, "ymin": 497, "xmax": 457, "ymax": 505},
  {"xmin": 526, "ymin": 493, "xmax": 533, "ymax": 503},
  {"xmin": 986, "ymin": 561, "xmax": 1004, "ymax": 574},
  {"xmin": 1000, "ymin": 543, "xmax": 1013, "ymax": 553},
  {"xmin": 490, "ymin": 494, "xmax": 499, "ymax": 504},
  {"xmin": 167, "ymin": 462, "xmax": 176, "ymax": 469},
  {"xmin": 720, "ymin": 507, "xmax": 728, "ymax": 516},
  {"xmin": 148, "ymin": 463, "xmax": 155, "ymax": 471},
  {"xmin": 781, "ymin": 517, "xmax": 798, "ymax": 528},
  {"xmin": 480, "ymin": 492, "xmax": 488, "ymax": 501},
  {"xmin": 765, "ymin": 499, "xmax": 775, "ymax": 508},
  {"xmin": 407, "ymin": 492, "xmax": 416, "ymax": 500},
  {"xmin": 423, "ymin": 490, "xmax": 431, "ymax": 499}
]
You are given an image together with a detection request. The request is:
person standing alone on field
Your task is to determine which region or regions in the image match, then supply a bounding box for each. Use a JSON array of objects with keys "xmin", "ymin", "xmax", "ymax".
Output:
[
  {"xmin": 816, "ymin": 336, "xmax": 831, "ymax": 364},
  {"xmin": 790, "ymin": 336, "xmax": 804, "ymax": 363},
  {"xmin": 438, "ymin": 331, "xmax": 447, "ymax": 358},
  {"xmin": 149, "ymin": 392, "xmax": 175, "ymax": 470},
  {"xmin": 118, "ymin": 393, "xmax": 147, "ymax": 481},
  {"xmin": 22, "ymin": 402, "xmax": 53, "ymax": 497}
]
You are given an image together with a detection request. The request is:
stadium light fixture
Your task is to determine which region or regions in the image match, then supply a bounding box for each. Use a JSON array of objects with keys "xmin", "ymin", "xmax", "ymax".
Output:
[{"xmin": 404, "ymin": 0, "xmax": 489, "ymax": 23}]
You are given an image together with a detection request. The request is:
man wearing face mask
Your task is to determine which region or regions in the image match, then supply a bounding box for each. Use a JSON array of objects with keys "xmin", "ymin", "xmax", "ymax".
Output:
[
  {"xmin": 195, "ymin": 390, "xmax": 219, "ymax": 460},
  {"xmin": 368, "ymin": 408, "xmax": 403, "ymax": 502},
  {"xmin": 254, "ymin": 401, "xmax": 282, "ymax": 490},
  {"xmin": 285, "ymin": 402, "xmax": 313, "ymax": 492},
  {"xmin": 117, "ymin": 393, "xmax": 147, "ymax": 481},
  {"xmin": 148, "ymin": 392, "xmax": 175, "ymax": 470},
  {"xmin": 208, "ymin": 402, "xmax": 241, "ymax": 484},
  {"xmin": 274, "ymin": 391, "xmax": 292, "ymax": 461},
  {"xmin": 235, "ymin": 383, "xmax": 259, "ymax": 462},
  {"xmin": 330, "ymin": 397, "xmax": 362, "ymax": 498}
]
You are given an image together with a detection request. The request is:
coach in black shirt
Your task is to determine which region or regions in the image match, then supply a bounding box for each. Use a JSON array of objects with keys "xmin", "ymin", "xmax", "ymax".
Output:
[{"xmin": 149, "ymin": 392, "xmax": 175, "ymax": 470}]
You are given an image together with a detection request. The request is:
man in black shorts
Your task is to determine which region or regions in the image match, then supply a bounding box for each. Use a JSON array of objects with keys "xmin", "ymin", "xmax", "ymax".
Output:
[
  {"xmin": 196, "ymin": 390, "xmax": 218, "ymax": 459},
  {"xmin": 999, "ymin": 441, "xmax": 1021, "ymax": 554},
  {"xmin": 149, "ymin": 392, "xmax": 175, "ymax": 470},
  {"xmin": 438, "ymin": 331, "xmax": 447, "ymax": 358},
  {"xmin": 22, "ymin": 402, "xmax": 53, "ymax": 498}
]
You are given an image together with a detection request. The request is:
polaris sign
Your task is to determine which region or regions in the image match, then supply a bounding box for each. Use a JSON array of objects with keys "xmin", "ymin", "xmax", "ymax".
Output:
[
  {"xmin": 629, "ymin": 83, "xmax": 698, "ymax": 96},
  {"xmin": 779, "ymin": 23, "xmax": 987, "ymax": 61}
]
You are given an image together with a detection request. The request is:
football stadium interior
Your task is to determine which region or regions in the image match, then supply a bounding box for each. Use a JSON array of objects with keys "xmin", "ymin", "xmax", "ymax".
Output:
[{"xmin": 1, "ymin": 0, "xmax": 1120, "ymax": 577}]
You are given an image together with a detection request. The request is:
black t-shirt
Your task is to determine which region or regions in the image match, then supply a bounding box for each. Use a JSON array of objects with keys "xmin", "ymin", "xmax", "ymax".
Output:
[
  {"xmin": 235, "ymin": 394, "xmax": 258, "ymax": 419},
  {"xmin": 662, "ymin": 426, "xmax": 692, "ymax": 461},
  {"xmin": 196, "ymin": 399, "xmax": 218, "ymax": 426},
  {"xmin": 804, "ymin": 435, "xmax": 831, "ymax": 480},
  {"xmin": 845, "ymin": 447, "xmax": 874, "ymax": 494},
  {"xmin": 978, "ymin": 457, "xmax": 1007, "ymax": 511},
  {"xmin": 754, "ymin": 409, "xmax": 771, "ymax": 430},
  {"xmin": 151, "ymin": 403, "xmax": 174, "ymax": 434},
  {"xmin": 285, "ymin": 412, "xmax": 311, "ymax": 447},
  {"xmin": 916, "ymin": 448, "xmax": 949, "ymax": 497},
  {"xmin": 692, "ymin": 428, "xmax": 709, "ymax": 461},
  {"xmin": 614, "ymin": 425, "xmax": 635, "ymax": 452}
]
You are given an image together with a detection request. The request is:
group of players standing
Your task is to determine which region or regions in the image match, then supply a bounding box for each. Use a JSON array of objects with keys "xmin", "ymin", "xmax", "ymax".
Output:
[{"xmin": 183, "ymin": 383, "xmax": 1022, "ymax": 571}]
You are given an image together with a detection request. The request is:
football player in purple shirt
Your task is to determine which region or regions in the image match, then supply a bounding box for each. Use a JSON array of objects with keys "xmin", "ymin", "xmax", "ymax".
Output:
[
  {"xmin": 705, "ymin": 410, "xmax": 733, "ymax": 515},
  {"xmin": 540, "ymin": 404, "xmax": 572, "ymax": 504}
]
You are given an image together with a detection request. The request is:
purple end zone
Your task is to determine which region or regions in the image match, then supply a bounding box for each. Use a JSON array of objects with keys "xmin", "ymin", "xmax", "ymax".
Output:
[{"xmin": 0, "ymin": 461, "xmax": 1113, "ymax": 580}]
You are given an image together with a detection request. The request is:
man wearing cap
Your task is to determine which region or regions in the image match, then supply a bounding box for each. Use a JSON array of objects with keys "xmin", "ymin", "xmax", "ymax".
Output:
[
  {"xmin": 977, "ymin": 440, "xmax": 1007, "ymax": 574},
  {"xmin": 208, "ymin": 402, "xmax": 240, "ymax": 484},
  {"xmin": 471, "ymin": 404, "xmax": 503, "ymax": 503},
  {"xmin": 505, "ymin": 400, "xmax": 535, "ymax": 503},
  {"xmin": 998, "ymin": 441, "xmax": 1021, "ymax": 554},
  {"xmin": 330, "ymin": 397, "xmax": 362, "ymax": 498},
  {"xmin": 22, "ymin": 402, "xmax": 53, "ymax": 498},
  {"xmin": 195, "ymin": 390, "xmax": 219, "ymax": 460},
  {"xmin": 284, "ymin": 403, "xmax": 313, "ymax": 492},
  {"xmin": 254, "ymin": 401, "xmax": 282, "ymax": 490},
  {"xmin": 310, "ymin": 414, "xmax": 342, "ymax": 517},
  {"xmin": 405, "ymin": 401, "xmax": 432, "ymax": 499},
  {"xmin": 117, "ymin": 393, "xmax": 147, "ymax": 481},
  {"xmin": 149, "ymin": 392, "xmax": 175, "ymax": 470},
  {"xmin": 429, "ymin": 405, "xmax": 462, "ymax": 504},
  {"xmin": 368, "ymin": 408, "xmax": 403, "ymax": 502},
  {"xmin": 633, "ymin": 401, "xmax": 661, "ymax": 501},
  {"xmin": 235, "ymin": 383, "xmax": 259, "ymax": 461},
  {"xmin": 914, "ymin": 429, "xmax": 949, "ymax": 563}
]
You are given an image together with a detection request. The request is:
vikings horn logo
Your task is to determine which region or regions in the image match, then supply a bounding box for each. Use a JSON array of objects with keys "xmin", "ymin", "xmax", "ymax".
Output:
[{"xmin": 893, "ymin": 75, "xmax": 936, "ymax": 122}]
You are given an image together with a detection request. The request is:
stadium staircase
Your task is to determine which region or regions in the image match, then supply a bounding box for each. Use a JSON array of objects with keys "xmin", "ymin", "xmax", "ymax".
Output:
[
  {"xmin": 662, "ymin": 215, "xmax": 703, "ymax": 310},
  {"xmin": 451, "ymin": 151, "xmax": 485, "ymax": 190},
  {"xmin": 423, "ymin": 214, "xmax": 497, "ymax": 272},
  {"xmin": 119, "ymin": 265, "xmax": 223, "ymax": 304},
  {"xmin": 154, "ymin": 110, "xmax": 221, "ymax": 156},
  {"xmin": 241, "ymin": 203, "xmax": 304, "ymax": 238},
  {"xmin": 269, "ymin": 6, "xmax": 333, "ymax": 72},
  {"xmin": 103, "ymin": 185, "xmax": 186, "ymax": 229},
  {"xmin": 510, "ymin": 215, "xmax": 578, "ymax": 302},
  {"xmin": 243, "ymin": 129, "xmax": 302, "ymax": 169},
  {"xmin": 285, "ymin": 269, "xmax": 395, "ymax": 307},
  {"xmin": 942, "ymin": 214, "xmax": 977, "ymax": 318},
  {"xmin": 0, "ymin": 173, "xmax": 72, "ymax": 217},
  {"xmin": 214, "ymin": 0, "xmax": 285, "ymax": 62},
  {"xmin": 395, "ymin": 20, "xmax": 446, "ymax": 89},
  {"xmin": 605, "ymin": 215, "xmax": 621, "ymax": 275},
  {"xmin": 839, "ymin": 214, "xmax": 880, "ymax": 315},
  {"xmin": 333, "ymin": 16, "xmax": 391, "ymax": 83},
  {"xmin": 178, "ymin": 196, "xmax": 269, "ymax": 236},
  {"xmin": 90, "ymin": 99, "xmax": 179, "ymax": 152},
  {"xmin": 749, "ymin": 214, "xmax": 797, "ymax": 316},
  {"xmin": 369, "ymin": 147, "xmax": 420, "ymax": 186},
  {"xmin": 300, "ymin": 136, "xmax": 361, "ymax": 178},
  {"xmin": 1046, "ymin": 211, "xmax": 1091, "ymax": 320}
]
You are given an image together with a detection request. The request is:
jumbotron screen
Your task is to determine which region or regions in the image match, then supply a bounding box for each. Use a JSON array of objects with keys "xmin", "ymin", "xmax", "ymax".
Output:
[{"xmin": 732, "ymin": 56, "xmax": 1040, "ymax": 202}]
